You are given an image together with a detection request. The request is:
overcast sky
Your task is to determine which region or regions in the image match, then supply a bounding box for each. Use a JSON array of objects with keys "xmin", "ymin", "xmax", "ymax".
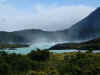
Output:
[{"xmin": 0, "ymin": 0, "xmax": 99, "ymax": 31}]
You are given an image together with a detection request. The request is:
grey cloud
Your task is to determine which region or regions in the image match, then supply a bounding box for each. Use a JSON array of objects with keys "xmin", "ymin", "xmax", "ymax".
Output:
[{"xmin": 0, "ymin": 4, "xmax": 95, "ymax": 31}]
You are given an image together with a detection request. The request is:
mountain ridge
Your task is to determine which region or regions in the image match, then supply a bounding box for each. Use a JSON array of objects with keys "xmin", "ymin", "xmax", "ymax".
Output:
[
  {"xmin": 0, "ymin": 7, "xmax": 100, "ymax": 44},
  {"xmin": 64, "ymin": 7, "xmax": 100, "ymax": 40}
]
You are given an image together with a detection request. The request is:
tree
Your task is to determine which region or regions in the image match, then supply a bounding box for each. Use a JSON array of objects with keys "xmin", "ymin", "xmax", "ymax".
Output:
[
  {"xmin": 87, "ymin": 48, "xmax": 94, "ymax": 53},
  {"xmin": 28, "ymin": 49, "xmax": 50, "ymax": 61},
  {"xmin": 0, "ymin": 63, "xmax": 11, "ymax": 75}
]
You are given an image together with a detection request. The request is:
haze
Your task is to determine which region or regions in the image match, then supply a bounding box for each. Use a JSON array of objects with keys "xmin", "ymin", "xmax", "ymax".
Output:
[{"xmin": 0, "ymin": 0, "xmax": 98, "ymax": 31}]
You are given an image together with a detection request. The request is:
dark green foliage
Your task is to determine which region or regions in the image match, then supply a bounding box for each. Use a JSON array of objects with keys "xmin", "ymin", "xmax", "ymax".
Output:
[
  {"xmin": 0, "ymin": 51, "xmax": 8, "ymax": 56},
  {"xmin": 0, "ymin": 63, "xmax": 11, "ymax": 75},
  {"xmin": 49, "ymin": 38, "xmax": 100, "ymax": 50},
  {"xmin": 28, "ymin": 49, "xmax": 50, "ymax": 61},
  {"xmin": 86, "ymin": 48, "xmax": 94, "ymax": 53},
  {"xmin": 0, "ymin": 49, "xmax": 100, "ymax": 75},
  {"xmin": 0, "ymin": 51, "xmax": 32, "ymax": 75},
  {"xmin": 0, "ymin": 50, "xmax": 50, "ymax": 75},
  {"xmin": 61, "ymin": 53, "xmax": 100, "ymax": 75},
  {"xmin": 0, "ymin": 44, "xmax": 29, "ymax": 49}
]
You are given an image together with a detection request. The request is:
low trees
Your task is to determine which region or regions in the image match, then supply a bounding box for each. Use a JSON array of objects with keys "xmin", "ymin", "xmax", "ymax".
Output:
[
  {"xmin": 0, "ymin": 49, "xmax": 100, "ymax": 75},
  {"xmin": 28, "ymin": 49, "xmax": 50, "ymax": 61}
]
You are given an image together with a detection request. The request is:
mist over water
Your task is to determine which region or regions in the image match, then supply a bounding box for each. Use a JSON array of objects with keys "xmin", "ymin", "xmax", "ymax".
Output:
[
  {"xmin": 0, "ymin": 32, "xmax": 93, "ymax": 54},
  {"xmin": 30, "ymin": 40, "xmax": 70, "ymax": 49},
  {"xmin": 0, "ymin": 41, "xmax": 70, "ymax": 54},
  {"xmin": 30, "ymin": 42, "xmax": 56, "ymax": 49},
  {"xmin": 29, "ymin": 35, "xmax": 87, "ymax": 49}
]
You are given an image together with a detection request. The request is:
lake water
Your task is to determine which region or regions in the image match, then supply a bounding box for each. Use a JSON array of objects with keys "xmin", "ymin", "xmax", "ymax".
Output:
[
  {"xmin": 0, "ymin": 43, "xmax": 100, "ymax": 54},
  {"xmin": 1, "ymin": 48, "xmax": 76, "ymax": 54},
  {"xmin": 1, "ymin": 48, "xmax": 100, "ymax": 54},
  {"xmin": 0, "ymin": 43, "xmax": 55, "ymax": 54}
]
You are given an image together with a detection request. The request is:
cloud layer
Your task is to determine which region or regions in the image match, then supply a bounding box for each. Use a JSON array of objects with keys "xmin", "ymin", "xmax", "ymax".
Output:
[{"xmin": 0, "ymin": 3, "xmax": 95, "ymax": 31}]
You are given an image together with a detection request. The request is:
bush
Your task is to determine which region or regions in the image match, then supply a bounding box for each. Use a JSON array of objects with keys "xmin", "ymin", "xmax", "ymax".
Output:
[{"xmin": 28, "ymin": 49, "xmax": 50, "ymax": 61}]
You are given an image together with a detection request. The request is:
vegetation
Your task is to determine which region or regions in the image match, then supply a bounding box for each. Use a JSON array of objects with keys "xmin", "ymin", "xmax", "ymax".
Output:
[
  {"xmin": 0, "ymin": 44, "xmax": 29, "ymax": 49},
  {"xmin": 0, "ymin": 49, "xmax": 100, "ymax": 75},
  {"xmin": 49, "ymin": 38, "xmax": 100, "ymax": 50}
]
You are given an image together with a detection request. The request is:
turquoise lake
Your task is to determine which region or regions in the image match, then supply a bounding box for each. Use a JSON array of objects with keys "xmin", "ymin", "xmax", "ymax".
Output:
[{"xmin": 0, "ymin": 43, "xmax": 100, "ymax": 54}]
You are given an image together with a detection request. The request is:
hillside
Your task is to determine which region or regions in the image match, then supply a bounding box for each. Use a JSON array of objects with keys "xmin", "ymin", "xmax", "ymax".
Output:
[
  {"xmin": 62, "ymin": 7, "xmax": 100, "ymax": 40},
  {"xmin": 49, "ymin": 38, "xmax": 100, "ymax": 50},
  {"xmin": 1, "ymin": 7, "xmax": 100, "ymax": 44}
]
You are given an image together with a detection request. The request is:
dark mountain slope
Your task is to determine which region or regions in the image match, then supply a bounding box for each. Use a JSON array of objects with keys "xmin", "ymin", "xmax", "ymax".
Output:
[
  {"xmin": 12, "ymin": 29, "xmax": 67, "ymax": 44},
  {"xmin": 1, "ymin": 7, "xmax": 100, "ymax": 44},
  {"xmin": 0, "ymin": 31, "xmax": 27, "ymax": 44},
  {"xmin": 0, "ymin": 29, "xmax": 66, "ymax": 44},
  {"xmin": 49, "ymin": 38, "xmax": 100, "ymax": 50},
  {"xmin": 63, "ymin": 7, "xmax": 100, "ymax": 40}
]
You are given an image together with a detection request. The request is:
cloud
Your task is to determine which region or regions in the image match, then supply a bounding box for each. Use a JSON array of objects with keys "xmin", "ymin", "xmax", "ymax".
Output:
[{"xmin": 0, "ymin": 3, "xmax": 95, "ymax": 31}]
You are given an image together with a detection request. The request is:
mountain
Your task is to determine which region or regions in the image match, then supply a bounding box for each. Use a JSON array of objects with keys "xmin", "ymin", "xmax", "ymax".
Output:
[
  {"xmin": 0, "ymin": 29, "xmax": 66, "ymax": 44},
  {"xmin": 49, "ymin": 38, "xmax": 100, "ymax": 50},
  {"xmin": 0, "ymin": 31, "xmax": 27, "ymax": 44},
  {"xmin": 63, "ymin": 7, "xmax": 100, "ymax": 40},
  {"xmin": 12, "ymin": 29, "xmax": 67, "ymax": 44},
  {"xmin": 0, "ymin": 7, "xmax": 100, "ymax": 44}
]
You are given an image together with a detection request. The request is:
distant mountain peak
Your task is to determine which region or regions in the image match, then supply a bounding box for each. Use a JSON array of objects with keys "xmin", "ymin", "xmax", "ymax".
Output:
[
  {"xmin": 65, "ymin": 7, "xmax": 100, "ymax": 41},
  {"xmin": 94, "ymin": 7, "xmax": 100, "ymax": 12},
  {"xmin": 89, "ymin": 7, "xmax": 100, "ymax": 17}
]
